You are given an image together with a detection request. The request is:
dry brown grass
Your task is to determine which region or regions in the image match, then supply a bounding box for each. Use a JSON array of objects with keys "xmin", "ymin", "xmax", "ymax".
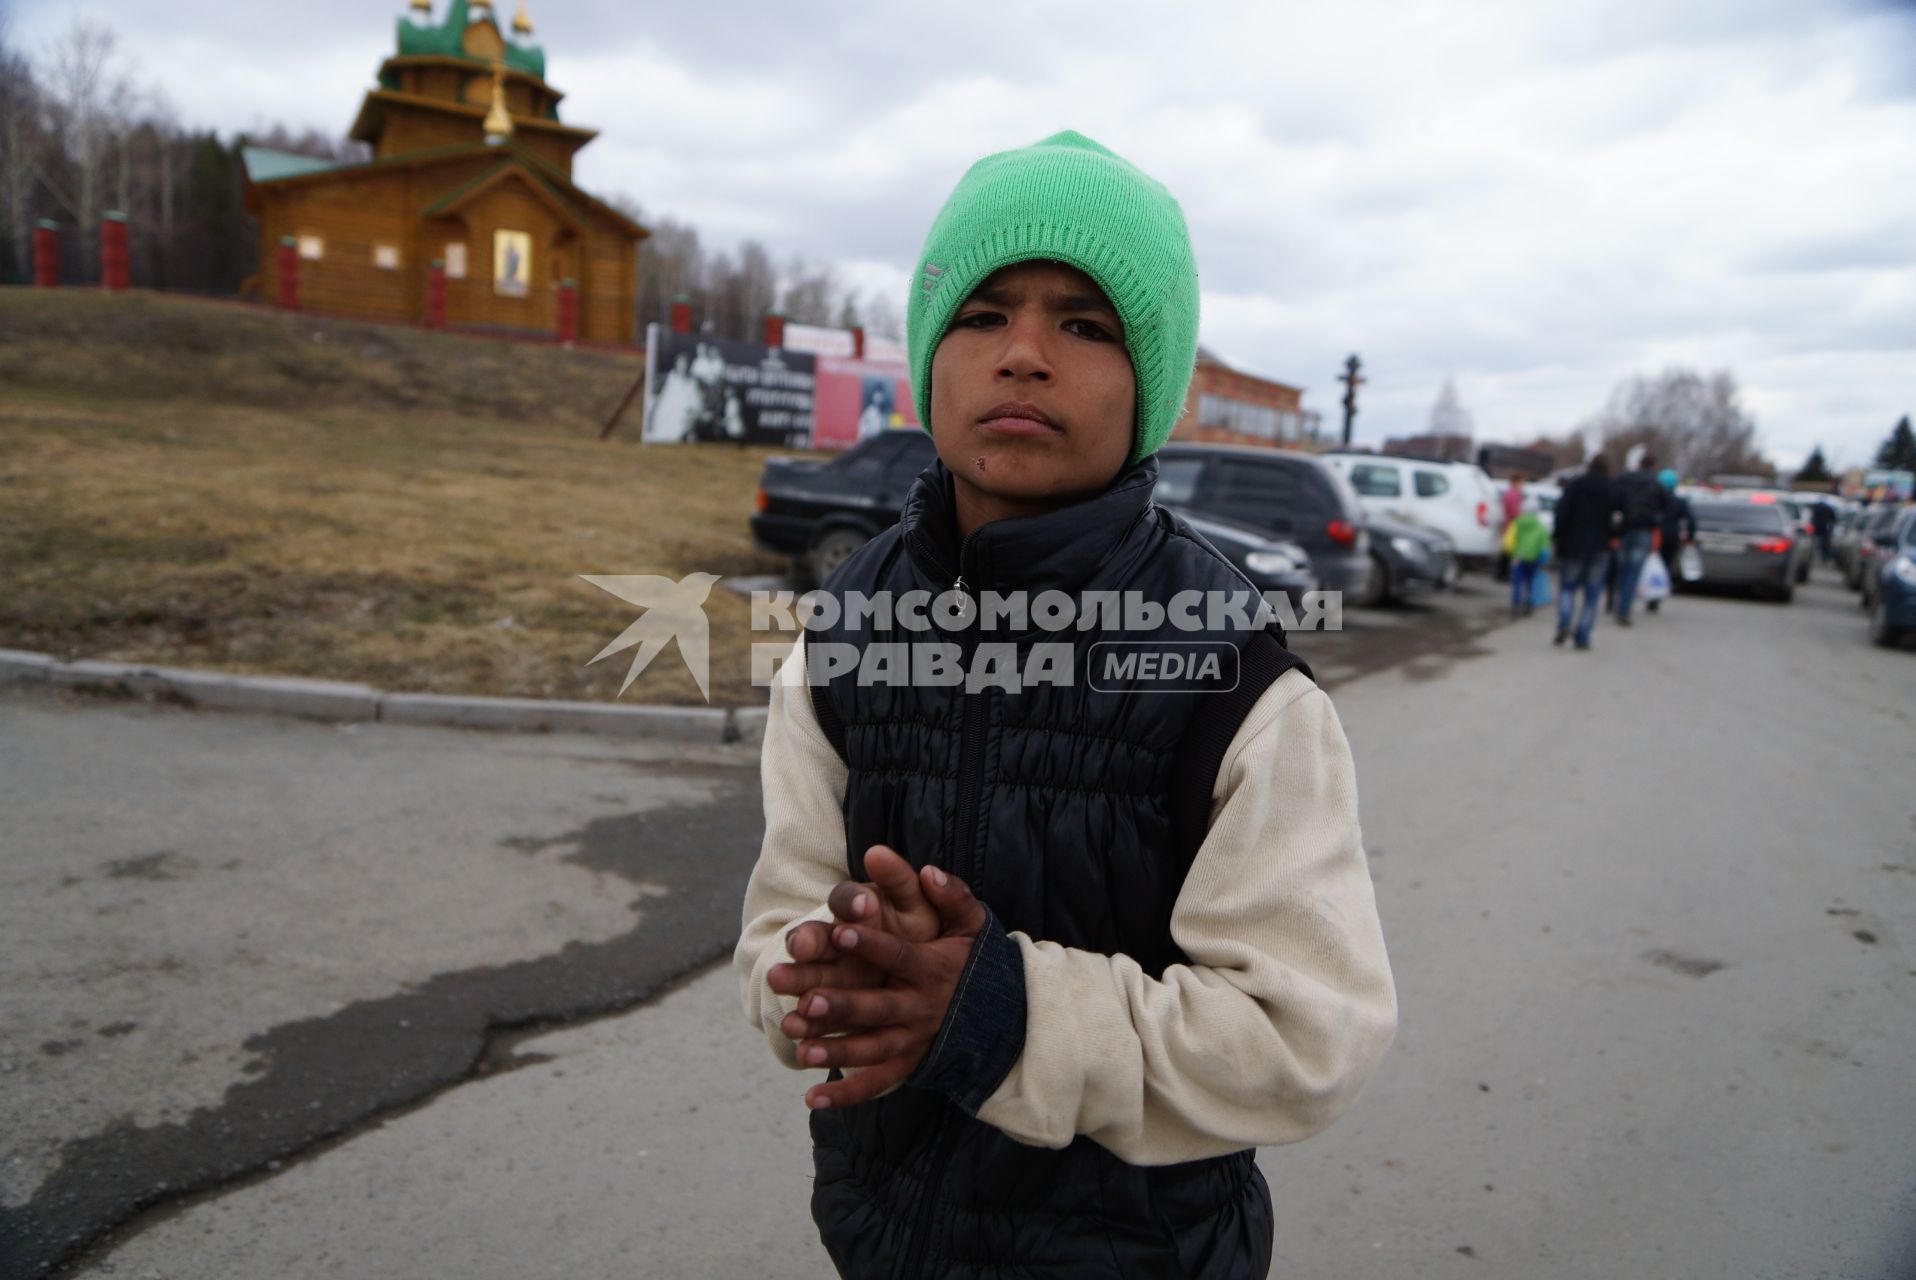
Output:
[{"xmin": 0, "ymin": 288, "xmax": 813, "ymax": 706}]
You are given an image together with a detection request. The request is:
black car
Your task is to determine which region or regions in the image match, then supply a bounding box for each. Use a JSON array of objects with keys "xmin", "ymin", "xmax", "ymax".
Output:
[
  {"xmin": 751, "ymin": 430, "xmax": 939, "ymax": 584},
  {"xmin": 1153, "ymin": 443, "xmax": 1374, "ymax": 599},
  {"xmin": 1357, "ymin": 515, "xmax": 1457, "ymax": 607},
  {"xmin": 754, "ymin": 433, "xmax": 1364, "ymax": 599},
  {"xmin": 1174, "ymin": 509, "xmax": 1318, "ymax": 605}
]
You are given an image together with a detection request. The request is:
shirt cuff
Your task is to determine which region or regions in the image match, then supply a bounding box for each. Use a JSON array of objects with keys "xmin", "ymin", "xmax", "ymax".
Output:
[{"xmin": 907, "ymin": 907, "xmax": 1027, "ymax": 1115}]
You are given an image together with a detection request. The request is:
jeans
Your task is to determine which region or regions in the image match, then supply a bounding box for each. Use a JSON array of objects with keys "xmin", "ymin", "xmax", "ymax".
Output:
[
  {"xmin": 1510, "ymin": 560, "xmax": 1538, "ymax": 609},
  {"xmin": 1614, "ymin": 530, "xmax": 1654, "ymax": 622},
  {"xmin": 1558, "ymin": 554, "xmax": 1607, "ymax": 644}
]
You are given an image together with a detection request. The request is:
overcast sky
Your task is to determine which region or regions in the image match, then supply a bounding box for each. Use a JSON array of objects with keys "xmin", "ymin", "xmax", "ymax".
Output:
[{"xmin": 8, "ymin": 0, "xmax": 1914, "ymax": 469}]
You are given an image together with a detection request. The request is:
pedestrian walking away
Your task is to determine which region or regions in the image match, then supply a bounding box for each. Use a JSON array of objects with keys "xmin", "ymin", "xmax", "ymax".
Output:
[
  {"xmin": 734, "ymin": 131, "xmax": 1397, "ymax": 1280},
  {"xmin": 1611, "ymin": 452, "xmax": 1668, "ymax": 626},
  {"xmin": 1551, "ymin": 456, "xmax": 1620, "ymax": 649},
  {"xmin": 1811, "ymin": 496, "xmax": 1836, "ymax": 565}
]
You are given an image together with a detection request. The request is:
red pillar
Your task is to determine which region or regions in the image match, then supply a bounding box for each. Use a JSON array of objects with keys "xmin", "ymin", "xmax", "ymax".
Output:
[
  {"xmin": 276, "ymin": 236, "xmax": 299, "ymax": 310},
  {"xmin": 669, "ymin": 294, "xmax": 693, "ymax": 334},
  {"xmin": 33, "ymin": 220, "xmax": 58, "ymax": 287},
  {"xmin": 851, "ymin": 325, "xmax": 866, "ymax": 359},
  {"xmin": 426, "ymin": 259, "xmax": 447, "ymax": 329},
  {"xmin": 100, "ymin": 212, "xmax": 130, "ymax": 291},
  {"xmin": 555, "ymin": 277, "xmax": 578, "ymax": 344},
  {"xmin": 763, "ymin": 311, "xmax": 785, "ymax": 348}
]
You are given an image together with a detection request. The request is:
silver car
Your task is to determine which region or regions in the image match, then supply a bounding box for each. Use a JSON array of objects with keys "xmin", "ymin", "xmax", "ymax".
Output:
[{"xmin": 1685, "ymin": 500, "xmax": 1797, "ymax": 602}]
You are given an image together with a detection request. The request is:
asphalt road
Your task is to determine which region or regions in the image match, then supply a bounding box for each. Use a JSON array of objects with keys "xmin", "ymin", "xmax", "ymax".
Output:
[{"xmin": 8, "ymin": 570, "xmax": 1914, "ymax": 1277}]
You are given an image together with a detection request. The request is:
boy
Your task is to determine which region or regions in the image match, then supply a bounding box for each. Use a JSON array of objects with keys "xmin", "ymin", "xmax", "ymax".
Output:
[{"xmin": 735, "ymin": 131, "xmax": 1396, "ymax": 1278}]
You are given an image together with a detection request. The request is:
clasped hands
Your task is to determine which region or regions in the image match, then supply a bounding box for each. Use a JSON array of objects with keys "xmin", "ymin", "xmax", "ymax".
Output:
[{"xmin": 766, "ymin": 845, "xmax": 984, "ymax": 1111}]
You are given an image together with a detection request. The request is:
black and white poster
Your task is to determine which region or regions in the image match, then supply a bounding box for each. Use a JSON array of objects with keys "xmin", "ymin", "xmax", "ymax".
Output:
[{"xmin": 641, "ymin": 326, "xmax": 816, "ymax": 447}]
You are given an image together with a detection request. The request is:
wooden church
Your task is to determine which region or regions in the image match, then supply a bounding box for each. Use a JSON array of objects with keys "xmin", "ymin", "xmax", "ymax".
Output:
[{"xmin": 243, "ymin": 0, "xmax": 645, "ymax": 343}]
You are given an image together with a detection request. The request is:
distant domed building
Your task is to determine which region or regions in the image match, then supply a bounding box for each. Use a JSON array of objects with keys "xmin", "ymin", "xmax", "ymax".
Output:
[{"xmin": 242, "ymin": 0, "xmax": 645, "ymax": 342}]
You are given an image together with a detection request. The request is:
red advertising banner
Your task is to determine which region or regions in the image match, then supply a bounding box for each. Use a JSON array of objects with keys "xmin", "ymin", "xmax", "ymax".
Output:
[{"xmin": 810, "ymin": 355, "xmax": 919, "ymax": 451}]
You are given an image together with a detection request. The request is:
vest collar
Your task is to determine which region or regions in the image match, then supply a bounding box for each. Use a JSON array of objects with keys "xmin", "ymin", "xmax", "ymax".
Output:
[{"xmin": 899, "ymin": 453, "xmax": 1161, "ymax": 595}]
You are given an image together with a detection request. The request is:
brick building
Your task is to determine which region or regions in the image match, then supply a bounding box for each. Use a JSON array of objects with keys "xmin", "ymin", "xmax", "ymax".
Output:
[
  {"xmin": 1172, "ymin": 347, "xmax": 1320, "ymax": 449},
  {"xmin": 241, "ymin": 0, "xmax": 645, "ymax": 343},
  {"xmin": 1382, "ymin": 433, "xmax": 1474, "ymax": 462}
]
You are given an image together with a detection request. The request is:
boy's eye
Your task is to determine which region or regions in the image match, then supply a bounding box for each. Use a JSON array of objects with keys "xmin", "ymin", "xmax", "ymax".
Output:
[
  {"xmin": 952, "ymin": 310, "xmax": 1003, "ymax": 329},
  {"xmin": 1065, "ymin": 318, "xmax": 1119, "ymax": 342}
]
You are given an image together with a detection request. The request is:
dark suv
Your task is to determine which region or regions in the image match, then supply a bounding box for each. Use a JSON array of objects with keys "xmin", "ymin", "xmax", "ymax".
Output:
[{"xmin": 1153, "ymin": 444, "xmax": 1374, "ymax": 598}]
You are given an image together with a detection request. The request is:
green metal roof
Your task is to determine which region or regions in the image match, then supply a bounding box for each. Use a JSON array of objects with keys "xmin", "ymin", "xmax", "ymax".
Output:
[
  {"xmin": 242, "ymin": 146, "xmax": 342, "ymax": 183},
  {"xmin": 396, "ymin": 0, "xmax": 547, "ymax": 82}
]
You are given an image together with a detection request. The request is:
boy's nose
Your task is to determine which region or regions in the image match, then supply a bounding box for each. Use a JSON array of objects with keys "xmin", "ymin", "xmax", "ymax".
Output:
[{"xmin": 995, "ymin": 316, "xmax": 1054, "ymax": 381}]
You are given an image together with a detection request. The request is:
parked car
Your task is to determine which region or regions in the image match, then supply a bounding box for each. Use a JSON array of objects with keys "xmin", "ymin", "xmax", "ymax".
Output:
[
  {"xmin": 1155, "ymin": 443, "xmax": 1374, "ymax": 599},
  {"xmin": 751, "ymin": 429, "xmax": 937, "ymax": 584},
  {"xmin": 1175, "ymin": 510, "xmax": 1318, "ymax": 605},
  {"xmin": 1863, "ymin": 508, "xmax": 1916, "ymax": 648},
  {"xmin": 1766, "ymin": 496, "xmax": 1816, "ymax": 583},
  {"xmin": 1833, "ymin": 506, "xmax": 1874, "ymax": 585},
  {"xmin": 1849, "ymin": 504, "xmax": 1908, "ymax": 598},
  {"xmin": 1322, "ymin": 453, "xmax": 1501, "ymax": 569},
  {"xmin": 1357, "ymin": 515, "xmax": 1457, "ymax": 607},
  {"xmin": 1681, "ymin": 499, "xmax": 1798, "ymax": 601}
]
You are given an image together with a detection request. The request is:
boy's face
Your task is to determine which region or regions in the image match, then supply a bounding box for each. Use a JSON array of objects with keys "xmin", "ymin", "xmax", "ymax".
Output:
[{"xmin": 928, "ymin": 260, "xmax": 1136, "ymax": 513}]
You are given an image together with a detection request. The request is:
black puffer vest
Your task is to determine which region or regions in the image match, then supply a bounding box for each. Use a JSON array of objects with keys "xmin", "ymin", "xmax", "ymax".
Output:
[{"xmin": 804, "ymin": 453, "xmax": 1310, "ymax": 1279}]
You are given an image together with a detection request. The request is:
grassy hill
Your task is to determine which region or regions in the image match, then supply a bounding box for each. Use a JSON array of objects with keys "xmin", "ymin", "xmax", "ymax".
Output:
[{"xmin": 0, "ymin": 288, "xmax": 804, "ymax": 706}]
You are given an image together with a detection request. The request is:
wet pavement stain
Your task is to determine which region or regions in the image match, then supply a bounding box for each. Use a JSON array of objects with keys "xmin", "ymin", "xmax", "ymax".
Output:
[
  {"xmin": 0, "ymin": 769, "xmax": 766, "ymax": 1280},
  {"xmin": 1644, "ymin": 949, "xmax": 1727, "ymax": 978},
  {"xmin": 103, "ymin": 851, "xmax": 188, "ymax": 881}
]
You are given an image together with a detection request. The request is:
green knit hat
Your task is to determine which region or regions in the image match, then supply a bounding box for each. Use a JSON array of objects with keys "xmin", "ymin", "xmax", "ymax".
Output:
[{"xmin": 907, "ymin": 131, "xmax": 1199, "ymax": 467}]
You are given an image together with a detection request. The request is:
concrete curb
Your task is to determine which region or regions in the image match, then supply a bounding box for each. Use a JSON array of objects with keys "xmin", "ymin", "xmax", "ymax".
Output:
[{"xmin": 0, "ymin": 648, "xmax": 758, "ymax": 745}]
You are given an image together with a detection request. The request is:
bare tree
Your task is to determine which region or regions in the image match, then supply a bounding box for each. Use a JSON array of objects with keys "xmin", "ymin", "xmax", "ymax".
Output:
[
  {"xmin": 628, "ymin": 209, "xmax": 703, "ymax": 333},
  {"xmin": 0, "ymin": 27, "xmax": 45, "ymax": 281},
  {"xmin": 861, "ymin": 289, "xmax": 903, "ymax": 341},
  {"xmin": 700, "ymin": 238, "xmax": 779, "ymax": 342},
  {"xmin": 39, "ymin": 19, "xmax": 144, "ymax": 277},
  {"xmin": 777, "ymin": 254, "xmax": 839, "ymax": 326},
  {"xmin": 1583, "ymin": 368, "xmax": 1772, "ymax": 479}
]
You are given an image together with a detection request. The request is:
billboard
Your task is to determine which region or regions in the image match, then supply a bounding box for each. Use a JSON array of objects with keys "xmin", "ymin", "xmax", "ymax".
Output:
[
  {"xmin": 810, "ymin": 355, "xmax": 919, "ymax": 451},
  {"xmin": 639, "ymin": 325, "xmax": 917, "ymax": 450},
  {"xmin": 1863, "ymin": 469, "xmax": 1914, "ymax": 502},
  {"xmin": 642, "ymin": 326, "xmax": 816, "ymax": 447}
]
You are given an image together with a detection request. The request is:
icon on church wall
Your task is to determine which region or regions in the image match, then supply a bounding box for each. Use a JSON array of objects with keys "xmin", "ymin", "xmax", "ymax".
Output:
[{"xmin": 493, "ymin": 229, "xmax": 531, "ymax": 297}]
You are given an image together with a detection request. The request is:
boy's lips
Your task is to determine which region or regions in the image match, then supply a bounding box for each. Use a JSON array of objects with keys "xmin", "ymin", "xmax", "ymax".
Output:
[{"xmin": 977, "ymin": 401, "xmax": 1064, "ymax": 437}]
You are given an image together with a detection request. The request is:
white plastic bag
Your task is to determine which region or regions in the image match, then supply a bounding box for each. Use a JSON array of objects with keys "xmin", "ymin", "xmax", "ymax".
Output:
[
  {"xmin": 1638, "ymin": 551, "xmax": 1672, "ymax": 603},
  {"xmin": 1677, "ymin": 544, "xmax": 1704, "ymax": 582}
]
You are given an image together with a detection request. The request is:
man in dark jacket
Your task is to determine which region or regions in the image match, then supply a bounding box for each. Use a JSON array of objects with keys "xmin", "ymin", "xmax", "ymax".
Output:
[
  {"xmin": 1552, "ymin": 457, "xmax": 1619, "ymax": 649},
  {"xmin": 1811, "ymin": 497, "xmax": 1837, "ymax": 563},
  {"xmin": 1611, "ymin": 454, "xmax": 1668, "ymax": 625},
  {"xmin": 735, "ymin": 132, "xmax": 1397, "ymax": 1278}
]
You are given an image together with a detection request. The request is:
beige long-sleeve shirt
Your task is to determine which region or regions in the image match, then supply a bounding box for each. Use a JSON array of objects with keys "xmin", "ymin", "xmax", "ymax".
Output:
[{"xmin": 734, "ymin": 631, "xmax": 1397, "ymax": 1167}]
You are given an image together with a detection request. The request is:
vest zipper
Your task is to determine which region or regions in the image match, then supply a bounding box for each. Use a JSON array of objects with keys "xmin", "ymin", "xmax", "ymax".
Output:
[{"xmin": 897, "ymin": 520, "xmax": 985, "ymax": 1279}]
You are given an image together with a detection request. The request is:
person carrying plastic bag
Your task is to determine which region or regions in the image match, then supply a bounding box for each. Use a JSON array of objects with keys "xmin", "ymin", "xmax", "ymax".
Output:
[{"xmin": 1637, "ymin": 548, "xmax": 1673, "ymax": 611}]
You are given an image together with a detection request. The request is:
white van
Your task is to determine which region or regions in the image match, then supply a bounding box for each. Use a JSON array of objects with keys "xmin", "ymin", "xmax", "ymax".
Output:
[{"xmin": 1323, "ymin": 453, "xmax": 1502, "ymax": 568}]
